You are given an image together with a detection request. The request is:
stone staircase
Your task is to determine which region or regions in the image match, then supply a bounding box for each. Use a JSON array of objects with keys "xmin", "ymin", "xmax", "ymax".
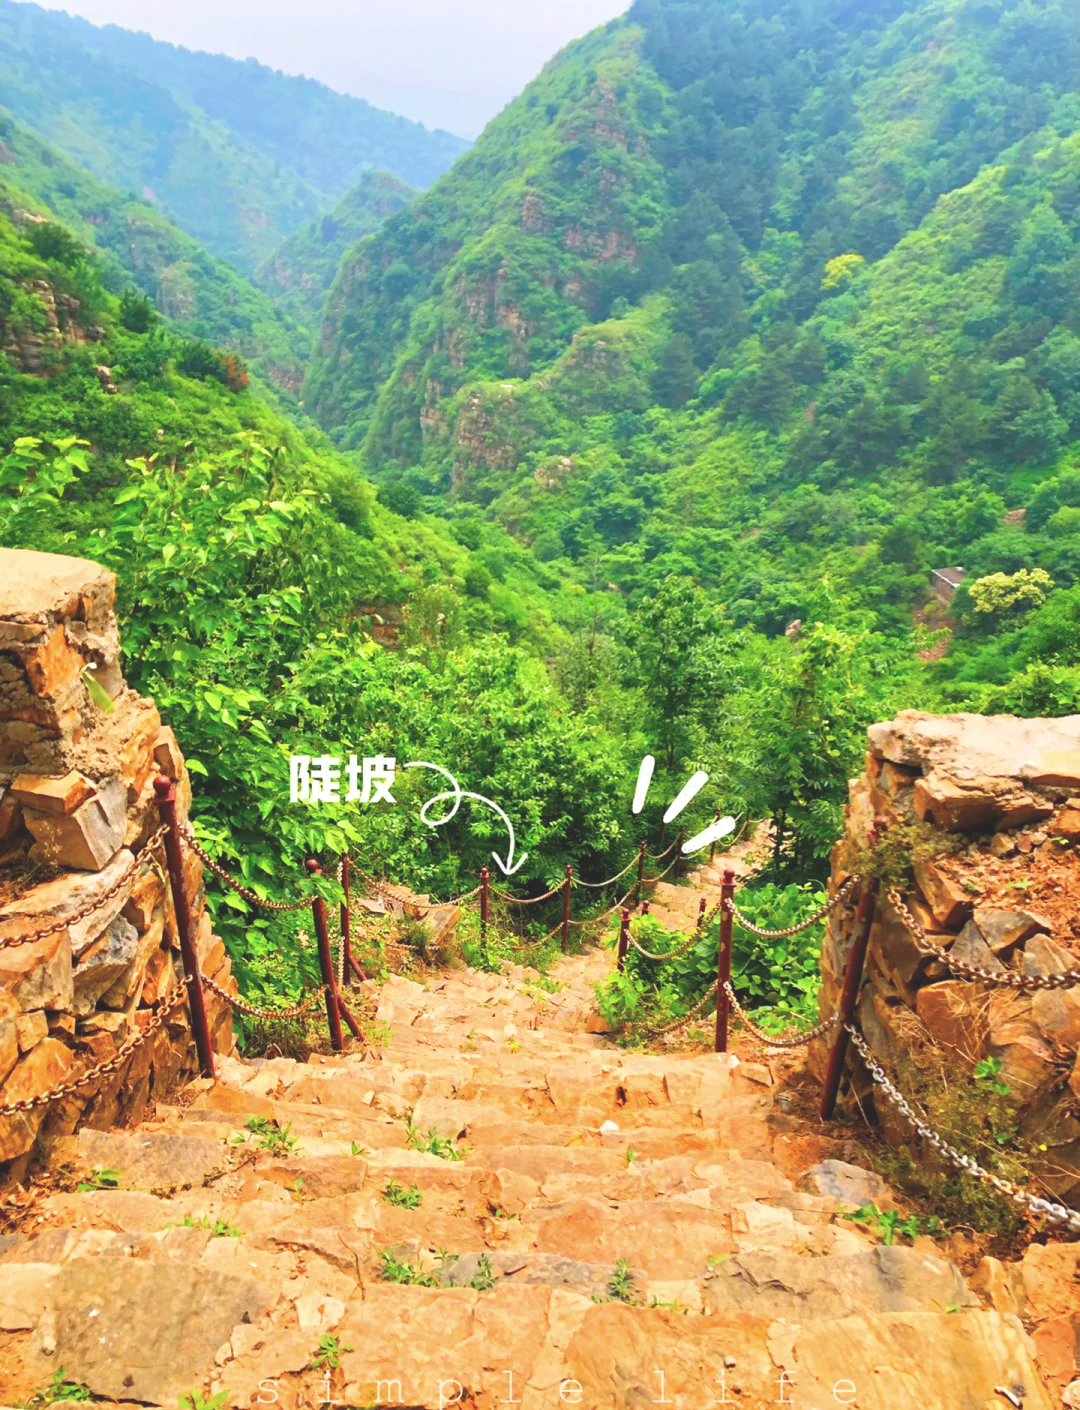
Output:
[{"xmin": 0, "ymin": 941, "xmax": 1064, "ymax": 1409}]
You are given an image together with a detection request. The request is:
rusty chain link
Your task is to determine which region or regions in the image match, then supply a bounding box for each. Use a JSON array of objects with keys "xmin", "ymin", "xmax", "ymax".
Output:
[
  {"xmin": 0, "ymin": 825, "xmax": 168, "ymax": 952},
  {"xmin": 627, "ymin": 925, "xmax": 703, "ymax": 963},
  {"xmin": 845, "ymin": 1024, "xmax": 1080, "ymax": 1235},
  {"xmin": 0, "ymin": 981, "xmax": 188, "ymax": 1115},
  {"xmin": 723, "ymin": 981, "xmax": 839, "ymax": 1048},
  {"xmin": 645, "ymin": 839, "xmax": 678, "ymax": 862},
  {"xmin": 887, "ymin": 887, "xmax": 1080, "ymax": 991},
  {"xmin": 201, "ymin": 971, "xmax": 328, "ymax": 1020},
  {"xmin": 490, "ymin": 881, "xmax": 565, "ymax": 905},
  {"xmin": 641, "ymin": 985, "xmax": 717, "ymax": 1036},
  {"xmin": 724, "ymin": 875, "xmax": 860, "ymax": 939},
  {"xmin": 180, "ymin": 823, "xmax": 312, "ymax": 912},
  {"xmin": 572, "ymin": 855, "xmax": 640, "ymax": 889}
]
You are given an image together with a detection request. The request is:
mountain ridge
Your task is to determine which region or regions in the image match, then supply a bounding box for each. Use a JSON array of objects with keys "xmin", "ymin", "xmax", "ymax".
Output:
[{"xmin": 0, "ymin": 0, "xmax": 469, "ymax": 271}]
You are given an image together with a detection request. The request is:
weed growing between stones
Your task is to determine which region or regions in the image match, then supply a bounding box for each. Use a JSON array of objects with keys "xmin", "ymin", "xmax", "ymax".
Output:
[
  {"xmin": 179, "ymin": 1392, "xmax": 228, "ymax": 1410},
  {"xmin": 309, "ymin": 1334, "xmax": 354, "ymax": 1370},
  {"xmin": 842, "ymin": 1203, "xmax": 945, "ymax": 1245},
  {"xmin": 868, "ymin": 1046, "xmax": 1035, "ymax": 1249},
  {"xmin": 161, "ymin": 1214, "xmax": 242, "ymax": 1237},
  {"xmin": 230, "ymin": 1115, "xmax": 299, "ymax": 1156},
  {"xmin": 404, "ymin": 1117, "xmax": 468, "ymax": 1160},
  {"xmin": 75, "ymin": 1166, "xmax": 118, "ymax": 1193},
  {"xmin": 856, "ymin": 821, "xmax": 963, "ymax": 888},
  {"xmin": 381, "ymin": 1178, "xmax": 422, "ymax": 1208},
  {"xmin": 468, "ymin": 1253, "xmax": 496, "ymax": 1291},
  {"xmin": 599, "ymin": 1258, "xmax": 639, "ymax": 1305},
  {"xmin": 22, "ymin": 1368, "xmax": 93, "ymax": 1406}
]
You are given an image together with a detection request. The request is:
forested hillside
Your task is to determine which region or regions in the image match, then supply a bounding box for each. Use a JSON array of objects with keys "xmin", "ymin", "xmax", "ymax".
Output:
[
  {"xmin": 307, "ymin": 0, "xmax": 1080, "ymax": 700},
  {"xmin": 0, "ymin": 112, "xmax": 311, "ymax": 397},
  {"xmin": 8, "ymin": 0, "xmax": 1080, "ymax": 1015},
  {"xmin": 255, "ymin": 172, "xmax": 415, "ymax": 340},
  {"xmin": 0, "ymin": 0, "xmax": 467, "ymax": 272}
]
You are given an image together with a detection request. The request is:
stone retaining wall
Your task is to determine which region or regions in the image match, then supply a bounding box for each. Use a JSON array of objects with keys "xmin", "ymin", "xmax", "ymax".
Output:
[
  {"xmin": 0, "ymin": 548, "xmax": 236, "ymax": 1183},
  {"xmin": 814, "ymin": 710, "xmax": 1080, "ymax": 1199}
]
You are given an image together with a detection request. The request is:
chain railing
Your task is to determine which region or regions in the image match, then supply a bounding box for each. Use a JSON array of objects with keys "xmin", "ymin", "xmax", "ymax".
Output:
[
  {"xmin": 200, "ymin": 971, "xmax": 329, "ymax": 1021},
  {"xmin": 572, "ymin": 855, "xmax": 640, "ymax": 889},
  {"xmin": 0, "ymin": 824, "xmax": 168, "ymax": 952},
  {"xmin": 846, "ymin": 1024, "xmax": 1080, "ymax": 1234},
  {"xmin": 723, "ymin": 981, "xmax": 838, "ymax": 1048},
  {"xmin": 179, "ymin": 823, "xmax": 313, "ymax": 912},
  {"xmin": 888, "ymin": 887, "xmax": 1080, "ymax": 991},
  {"xmin": 724, "ymin": 874, "xmax": 859, "ymax": 938},
  {"xmin": 0, "ymin": 981, "xmax": 188, "ymax": 1116}
]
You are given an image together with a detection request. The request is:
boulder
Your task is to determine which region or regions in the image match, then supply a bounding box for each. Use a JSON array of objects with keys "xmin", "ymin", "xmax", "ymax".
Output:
[
  {"xmin": 912, "ymin": 857, "xmax": 972, "ymax": 929},
  {"xmin": 0, "ymin": 1037, "xmax": 75, "ymax": 1160},
  {"xmin": 8, "ymin": 770, "xmax": 95, "ymax": 816},
  {"xmin": 973, "ymin": 907, "xmax": 1049, "ymax": 954},
  {"xmin": 0, "ymin": 930, "xmax": 73, "ymax": 1012},
  {"xmin": 72, "ymin": 914, "xmax": 139, "ymax": 1014},
  {"xmin": 24, "ymin": 776, "xmax": 126, "ymax": 871},
  {"xmin": 948, "ymin": 919, "xmax": 1005, "ymax": 973},
  {"xmin": 916, "ymin": 980, "xmax": 987, "ymax": 1060},
  {"xmin": 799, "ymin": 1159, "xmax": 893, "ymax": 1209},
  {"xmin": 0, "ymin": 991, "xmax": 18, "ymax": 1085}
]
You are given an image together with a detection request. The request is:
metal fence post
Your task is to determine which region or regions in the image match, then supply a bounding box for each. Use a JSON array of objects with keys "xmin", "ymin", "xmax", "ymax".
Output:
[
  {"xmin": 632, "ymin": 840, "xmax": 645, "ymax": 909},
  {"xmin": 697, "ymin": 896, "xmax": 707, "ymax": 930},
  {"xmin": 714, "ymin": 868, "xmax": 736, "ymax": 1054},
  {"xmin": 617, "ymin": 907, "xmax": 631, "ymax": 971},
  {"xmin": 708, "ymin": 810, "xmax": 722, "ymax": 863},
  {"xmin": 306, "ymin": 860, "xmax": 344, "ymax": 1053},
  {"xmin": 674, "ymin": 828, "xmax": 685, "ymax": 880},
  {"xmin": 820, "ymin": 877, "xmax": 879, "ymax": 1120},
  {"xmin": 561, "ymin": 865, "xmax": 572, "ymax": 952},
  {"xmin": 153, "ymin": 777, "xmax": 215, "ymax": 1081},
  {"xmin": 340, "ymin": 850, "xmax": 353, "ymax": 984},
  {"xmin": 480, "ymin": 866, "xmax": 490, "ymax": 940}
]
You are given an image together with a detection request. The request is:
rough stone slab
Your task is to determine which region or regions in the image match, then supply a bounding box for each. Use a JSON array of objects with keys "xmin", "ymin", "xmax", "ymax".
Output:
[
  {"xmin": 799, "ymin": 1159, "xmax": 892, "ymax": 1209},
  {"xmin": 0, "ymin": 930, "xmax": 73, "ymax": 1012},
  {"xmin": 0, "ymin": 548, "xmax": 115, "ymax": 625},
  {"xmin": 72, "ymin": 913, "xmax": 139, "ymax": 1014},
  {"xmin": 869, "ymin": 709, "xmax": 1080, "ymax": 783},
  {"xmin": 0, "ymin": 1037, "xmax": 75, "ymax": 1160},
  {"xmin": 62, "ymin": 1127, "xmax": 226, "ymax": 1191},
  {"xmin": 8, "ymin": 771, "xmax": 95, "ymax": 816},
  {"xmin": 25, "ymin": 776, "xmax": 125, "ymax": 871},
  {"xmin": 704, "ymin": 1246, "xmax": 973, "ymax": 1320},
  {"xmin": 30, "ymin": 1256, "xmax": 277, "ymax": 1405},
  {"xmin": 0, "ymin": 1261, "xmax": 59, "ymax": 1329},
  {"xmin": 0, "ymin": 848, "xmax": 135, "ymax": 954}
]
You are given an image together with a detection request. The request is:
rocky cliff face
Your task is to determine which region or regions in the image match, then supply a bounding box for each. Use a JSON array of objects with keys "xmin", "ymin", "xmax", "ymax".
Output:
[
  {"xmin": 0, "ymin": 548, "xmax": 236, "ymax": 1183},
  {"xmin": 817, "ymin": 710, "xmax": 1080, "ymax": 1199}
]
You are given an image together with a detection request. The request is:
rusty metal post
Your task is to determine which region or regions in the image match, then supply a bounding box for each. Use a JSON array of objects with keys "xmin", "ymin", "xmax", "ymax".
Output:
[
  {"xmin": 561, "ymin": 865, "xmax": 572, "ymax": 952},
  {"xmin": 819, "ymin": 877, "xmax": 879, "ymax": 1121},
  {"xmin": 636, "ymin": 839, "xmax": 647, "ymax": 907},
  {"xmin": 697, "ymin": 896, "xmax": 707, "ymax": 930},
  {"xmin": 480, "ymin": 867, "xmax": 490, "ymax": 940},
  {"xmin": 340, "ymin": 850, "xmax": 353, "ymax": 987},
  {"xmin": 617, "ymin": 907, "xmax": 631, "ymax": 972},
  {"xmin": 153, "ymin": 777, "xmax": 215, "ymax": 1081},
  {"xmin": 709, "ymin": 810, "xmax": 722, "ymax": 863},
  {"xmin": 714, "ymin": 868, "xmax": 736, "ymax": 1054},
  {"xmin": 306, "ymin": 860, "xmax": 344, "ymax": 1053},
  {"xmin": 674, "ymin": 828, "xmax": 684, "ymax": 880}
]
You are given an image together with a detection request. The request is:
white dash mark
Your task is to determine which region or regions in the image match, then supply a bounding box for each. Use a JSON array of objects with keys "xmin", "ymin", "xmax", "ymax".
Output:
[
  {"xmin": 631, "ymin": 755, "xmax": 655, "ymax": 815},
  {"xmin": 663, "ymin": 770, "xmax": 709, "ymax": 824}
]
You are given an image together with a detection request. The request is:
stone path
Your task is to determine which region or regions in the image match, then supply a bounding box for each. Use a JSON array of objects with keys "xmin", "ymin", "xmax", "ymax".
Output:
[{"xmin": 0, "ymin": 930, "xmax": 1066, "ymax": 1409}]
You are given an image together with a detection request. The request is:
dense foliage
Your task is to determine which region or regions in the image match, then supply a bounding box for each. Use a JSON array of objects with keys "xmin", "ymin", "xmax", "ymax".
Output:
[
  {"xmin": 0, "ymin": 0, "xmax": 466, "ymax": 271},
  {"xmin": 255, "ymin": 173, "xmax": 415, "ymax": 337},
  {"xmin": 6, "ymin": 0, "xmax": 1080, "ymax": 1015}
]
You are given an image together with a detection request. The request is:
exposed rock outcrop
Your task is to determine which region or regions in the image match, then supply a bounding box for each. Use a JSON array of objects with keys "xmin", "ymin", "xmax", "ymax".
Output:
[
  {"xmin": 0, "ymin": 548, "xmax": 236, "ymax": 1181},
  {"xmin": 816, "ymin": 710, "xmax": 1080, "ymax": 1201}
]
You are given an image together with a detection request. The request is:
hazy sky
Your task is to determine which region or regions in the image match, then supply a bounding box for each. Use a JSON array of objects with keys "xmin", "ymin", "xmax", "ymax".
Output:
[{"xmin": 40, "ymin": 0, "xmax": 629, "ymax": 137}]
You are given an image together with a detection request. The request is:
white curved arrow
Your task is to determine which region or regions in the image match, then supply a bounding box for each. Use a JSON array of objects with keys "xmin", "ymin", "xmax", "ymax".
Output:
[{"xmin": 404, "ymin": 761, "xmax": 529, "ymax": 876}]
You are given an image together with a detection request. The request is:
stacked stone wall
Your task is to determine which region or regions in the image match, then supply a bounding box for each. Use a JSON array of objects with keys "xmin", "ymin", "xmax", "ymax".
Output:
[
  {"xmin": 0, "ymin": 547, "xmax": 236, "ymax": 1182},
  {"xmin": 816, "ymin": 710, "xmax": 1080, "ymax": 1199}
]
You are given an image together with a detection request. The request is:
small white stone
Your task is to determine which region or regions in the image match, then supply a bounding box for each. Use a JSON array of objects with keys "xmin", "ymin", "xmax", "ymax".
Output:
[{"xmin": 598, "ymin": 1119, "xmax": 620, "ymax": 1133}]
